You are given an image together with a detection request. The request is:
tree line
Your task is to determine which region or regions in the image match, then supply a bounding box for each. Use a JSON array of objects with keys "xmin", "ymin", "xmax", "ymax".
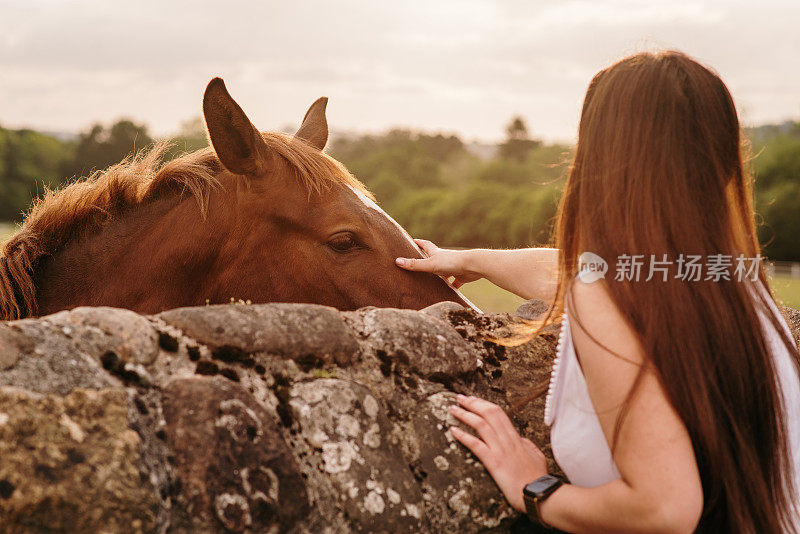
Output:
[{"xmin": 1, "ymin": 116, "xmax": 798, "ymax": 260}]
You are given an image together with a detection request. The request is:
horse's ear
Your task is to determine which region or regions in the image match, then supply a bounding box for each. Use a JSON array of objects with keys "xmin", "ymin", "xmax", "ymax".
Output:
[
  {"xmin": 203, "ymin": 77, "xmax": 269, "ymax": 176},
  {"xmin": 294, "ymin": 97, "xmax": 329, "ymax": 150}
]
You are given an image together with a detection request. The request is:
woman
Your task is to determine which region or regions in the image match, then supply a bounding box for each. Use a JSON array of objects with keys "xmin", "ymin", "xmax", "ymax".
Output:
[{"xmin": 396, "ymin": 51, "xmax": 800, "ymax": 533}]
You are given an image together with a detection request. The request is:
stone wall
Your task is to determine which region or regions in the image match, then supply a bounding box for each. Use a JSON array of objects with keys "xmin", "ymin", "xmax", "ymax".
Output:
[{"xmin": 0, "ymin": 301, "xmax": 797, "ymax": 533}]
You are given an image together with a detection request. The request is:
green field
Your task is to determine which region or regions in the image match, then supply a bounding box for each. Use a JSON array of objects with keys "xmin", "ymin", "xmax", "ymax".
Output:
[
  {"xmin": 462, "ymin": 275, "xmax": 800, "ymax": 313},
  {"xmin": 770, "ymin": 275, "xmax": 800, "ymax": 310},
  {"xmin": 0, "ymin": 222, "xmax": 17, "ymax": 243},
  {"xmin": 460, "ymin": 278, "xmax": 527, "ymax": 314},
  {"xmin": 1, "ymin": 223, "xmax": 798, "ymax": 312}
]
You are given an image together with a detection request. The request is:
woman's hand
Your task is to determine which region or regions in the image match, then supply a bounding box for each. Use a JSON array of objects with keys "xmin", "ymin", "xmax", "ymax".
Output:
[
  {"xmin": 395, "ymin": 239, "xmax": 481, "ymax": 288},
  {"xmin": 449, "ymin": 394, "xmax": 548, "ymax": 512}
]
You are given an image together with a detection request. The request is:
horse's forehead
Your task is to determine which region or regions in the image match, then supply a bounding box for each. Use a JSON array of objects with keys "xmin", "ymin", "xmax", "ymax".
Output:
[
  {"xmin": 345, "ymin": 185, "xmax": 425, "ymax": 257},
  {"xmin": 344, "ymin": 184, "xmax": 482, "ymax": 313}
]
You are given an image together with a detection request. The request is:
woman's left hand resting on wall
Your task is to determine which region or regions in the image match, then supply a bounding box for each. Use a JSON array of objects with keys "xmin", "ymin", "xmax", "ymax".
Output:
[{"xmin": 449, "ymin": 394, "xmax": 548, "ymax": 512}]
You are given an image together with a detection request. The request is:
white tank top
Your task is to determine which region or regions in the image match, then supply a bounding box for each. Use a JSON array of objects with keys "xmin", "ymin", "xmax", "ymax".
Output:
[{"xmin": 544, "ymin": 281, "xmax": 800, "ymax": 525}]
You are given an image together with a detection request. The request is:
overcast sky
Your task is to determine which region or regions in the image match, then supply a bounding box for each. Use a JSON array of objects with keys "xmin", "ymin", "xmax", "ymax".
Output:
[{"xmin": 1, "ymin": 0, "xmax": 799, "ymax": 143}]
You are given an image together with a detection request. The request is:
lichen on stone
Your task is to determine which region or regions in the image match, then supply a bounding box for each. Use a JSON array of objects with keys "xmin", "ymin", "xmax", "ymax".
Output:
[{"xmin": 2, "ymin": 298, "xmax": 763, "ymax": 532}]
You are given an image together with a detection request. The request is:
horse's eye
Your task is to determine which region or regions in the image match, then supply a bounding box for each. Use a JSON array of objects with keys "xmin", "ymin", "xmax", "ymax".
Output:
[{"xmin": 327, "ymin": 232, "xmax": 362, "ymax": 253}]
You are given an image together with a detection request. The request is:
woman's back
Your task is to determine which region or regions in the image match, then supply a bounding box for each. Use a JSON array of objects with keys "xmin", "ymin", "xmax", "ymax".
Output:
[{"xmin": 545, "ymin": 279, "xmax": 800, "ymax": 527}]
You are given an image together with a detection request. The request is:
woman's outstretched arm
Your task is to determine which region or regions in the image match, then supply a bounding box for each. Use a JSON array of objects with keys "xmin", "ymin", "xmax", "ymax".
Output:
[{"xmin": 395, "ymin": 239, "xmax": 559, "ymax": 302}]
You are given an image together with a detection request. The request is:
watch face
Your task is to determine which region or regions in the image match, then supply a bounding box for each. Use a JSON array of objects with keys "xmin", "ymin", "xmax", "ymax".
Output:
[{"xmin": 524, "ymin": 475, "xmax": 562, "ymax": 498}]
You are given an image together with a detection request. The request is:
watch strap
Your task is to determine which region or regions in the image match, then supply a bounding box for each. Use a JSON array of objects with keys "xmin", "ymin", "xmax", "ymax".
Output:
[{"xmin": 523, "ymin": 475, "xmax": 563, "ymax": 528}]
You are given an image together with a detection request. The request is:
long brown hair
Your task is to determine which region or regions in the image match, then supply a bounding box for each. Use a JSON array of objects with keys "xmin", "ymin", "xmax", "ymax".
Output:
[{"xmin": 530, "ymin": 51, "xmax": 799, "ymax": 532}]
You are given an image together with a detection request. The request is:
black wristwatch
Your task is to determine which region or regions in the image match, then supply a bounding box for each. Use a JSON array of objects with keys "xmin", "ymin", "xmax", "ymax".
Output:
[{"xmin": 523, "ymin": 475, "xmax": 563, "ymax": 528}]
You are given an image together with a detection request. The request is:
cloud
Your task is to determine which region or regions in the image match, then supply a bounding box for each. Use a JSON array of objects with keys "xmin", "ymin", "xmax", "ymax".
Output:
[{"xmin": 1, "ymin": 0, "xmax": 798, "ymax": 141}]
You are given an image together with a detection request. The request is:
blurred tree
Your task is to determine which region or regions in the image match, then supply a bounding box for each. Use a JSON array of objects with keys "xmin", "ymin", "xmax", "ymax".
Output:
[
  {"xmin": 752, "ymin": 134, "xmax": 800, "ymax": 191},
  {"xmin": 757, "ymin": 180, "xmax": 800, "ymax": 261},
  {"xmin": 751, "ymin": 128, "xmax": 800, "ymax": 260},
  {"xmin": 475, "ymin": 159, "xmax": 531, "ymax": 187},
  {"xmin": 65, "ymin": 119, "xmax": 153, "ymax": 179},
  {"xmin": 747, "ymin": 120, "xmax": 800, "ymax": 146},
  {"xmin": 0, "ymin": 126, "xmax": 72, "ymax": 220},
  {"xmin": 499, "ymin": 116, "xmax": 540, "ymax": 161},
  {"xmin": 330, "ymin": 129, "xmax": 465, "ymax": 208},
  {"xmin": 391, "ymin": 181, "xmax": 560, "ymax": 249},
  {"xmin": 1, "ymin": 117, "xmax": 795, "ymax": 261},
  {"xmin": 332, "ymin": 127, "xmax": 566, "ymax": 249},
  {"xmin": 164, "ymin": 116, "xmax": 209, "ymax": 160}
]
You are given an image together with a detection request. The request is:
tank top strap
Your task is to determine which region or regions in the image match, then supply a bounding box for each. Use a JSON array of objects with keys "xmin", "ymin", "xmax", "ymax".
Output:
[{"xmin": 544, "ymin": 310, "xmax": 570, "ymax": 426}]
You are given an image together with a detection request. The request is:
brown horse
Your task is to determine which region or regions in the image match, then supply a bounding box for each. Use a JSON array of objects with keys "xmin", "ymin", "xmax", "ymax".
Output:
[{"xmin": 0, "ymin": 78, "xmax": 477, "ymax": 320}]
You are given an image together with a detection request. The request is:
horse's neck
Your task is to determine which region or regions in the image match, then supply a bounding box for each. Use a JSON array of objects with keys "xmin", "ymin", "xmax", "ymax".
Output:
[{"xmin": 35, "ymin": 194, "xmax": 226, "ymax": 316}]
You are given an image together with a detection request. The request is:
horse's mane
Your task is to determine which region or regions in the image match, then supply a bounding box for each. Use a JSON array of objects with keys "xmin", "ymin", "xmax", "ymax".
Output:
[{"xmin": 0, "ymin": 132, "xmax": 371, "ymax": 320}]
